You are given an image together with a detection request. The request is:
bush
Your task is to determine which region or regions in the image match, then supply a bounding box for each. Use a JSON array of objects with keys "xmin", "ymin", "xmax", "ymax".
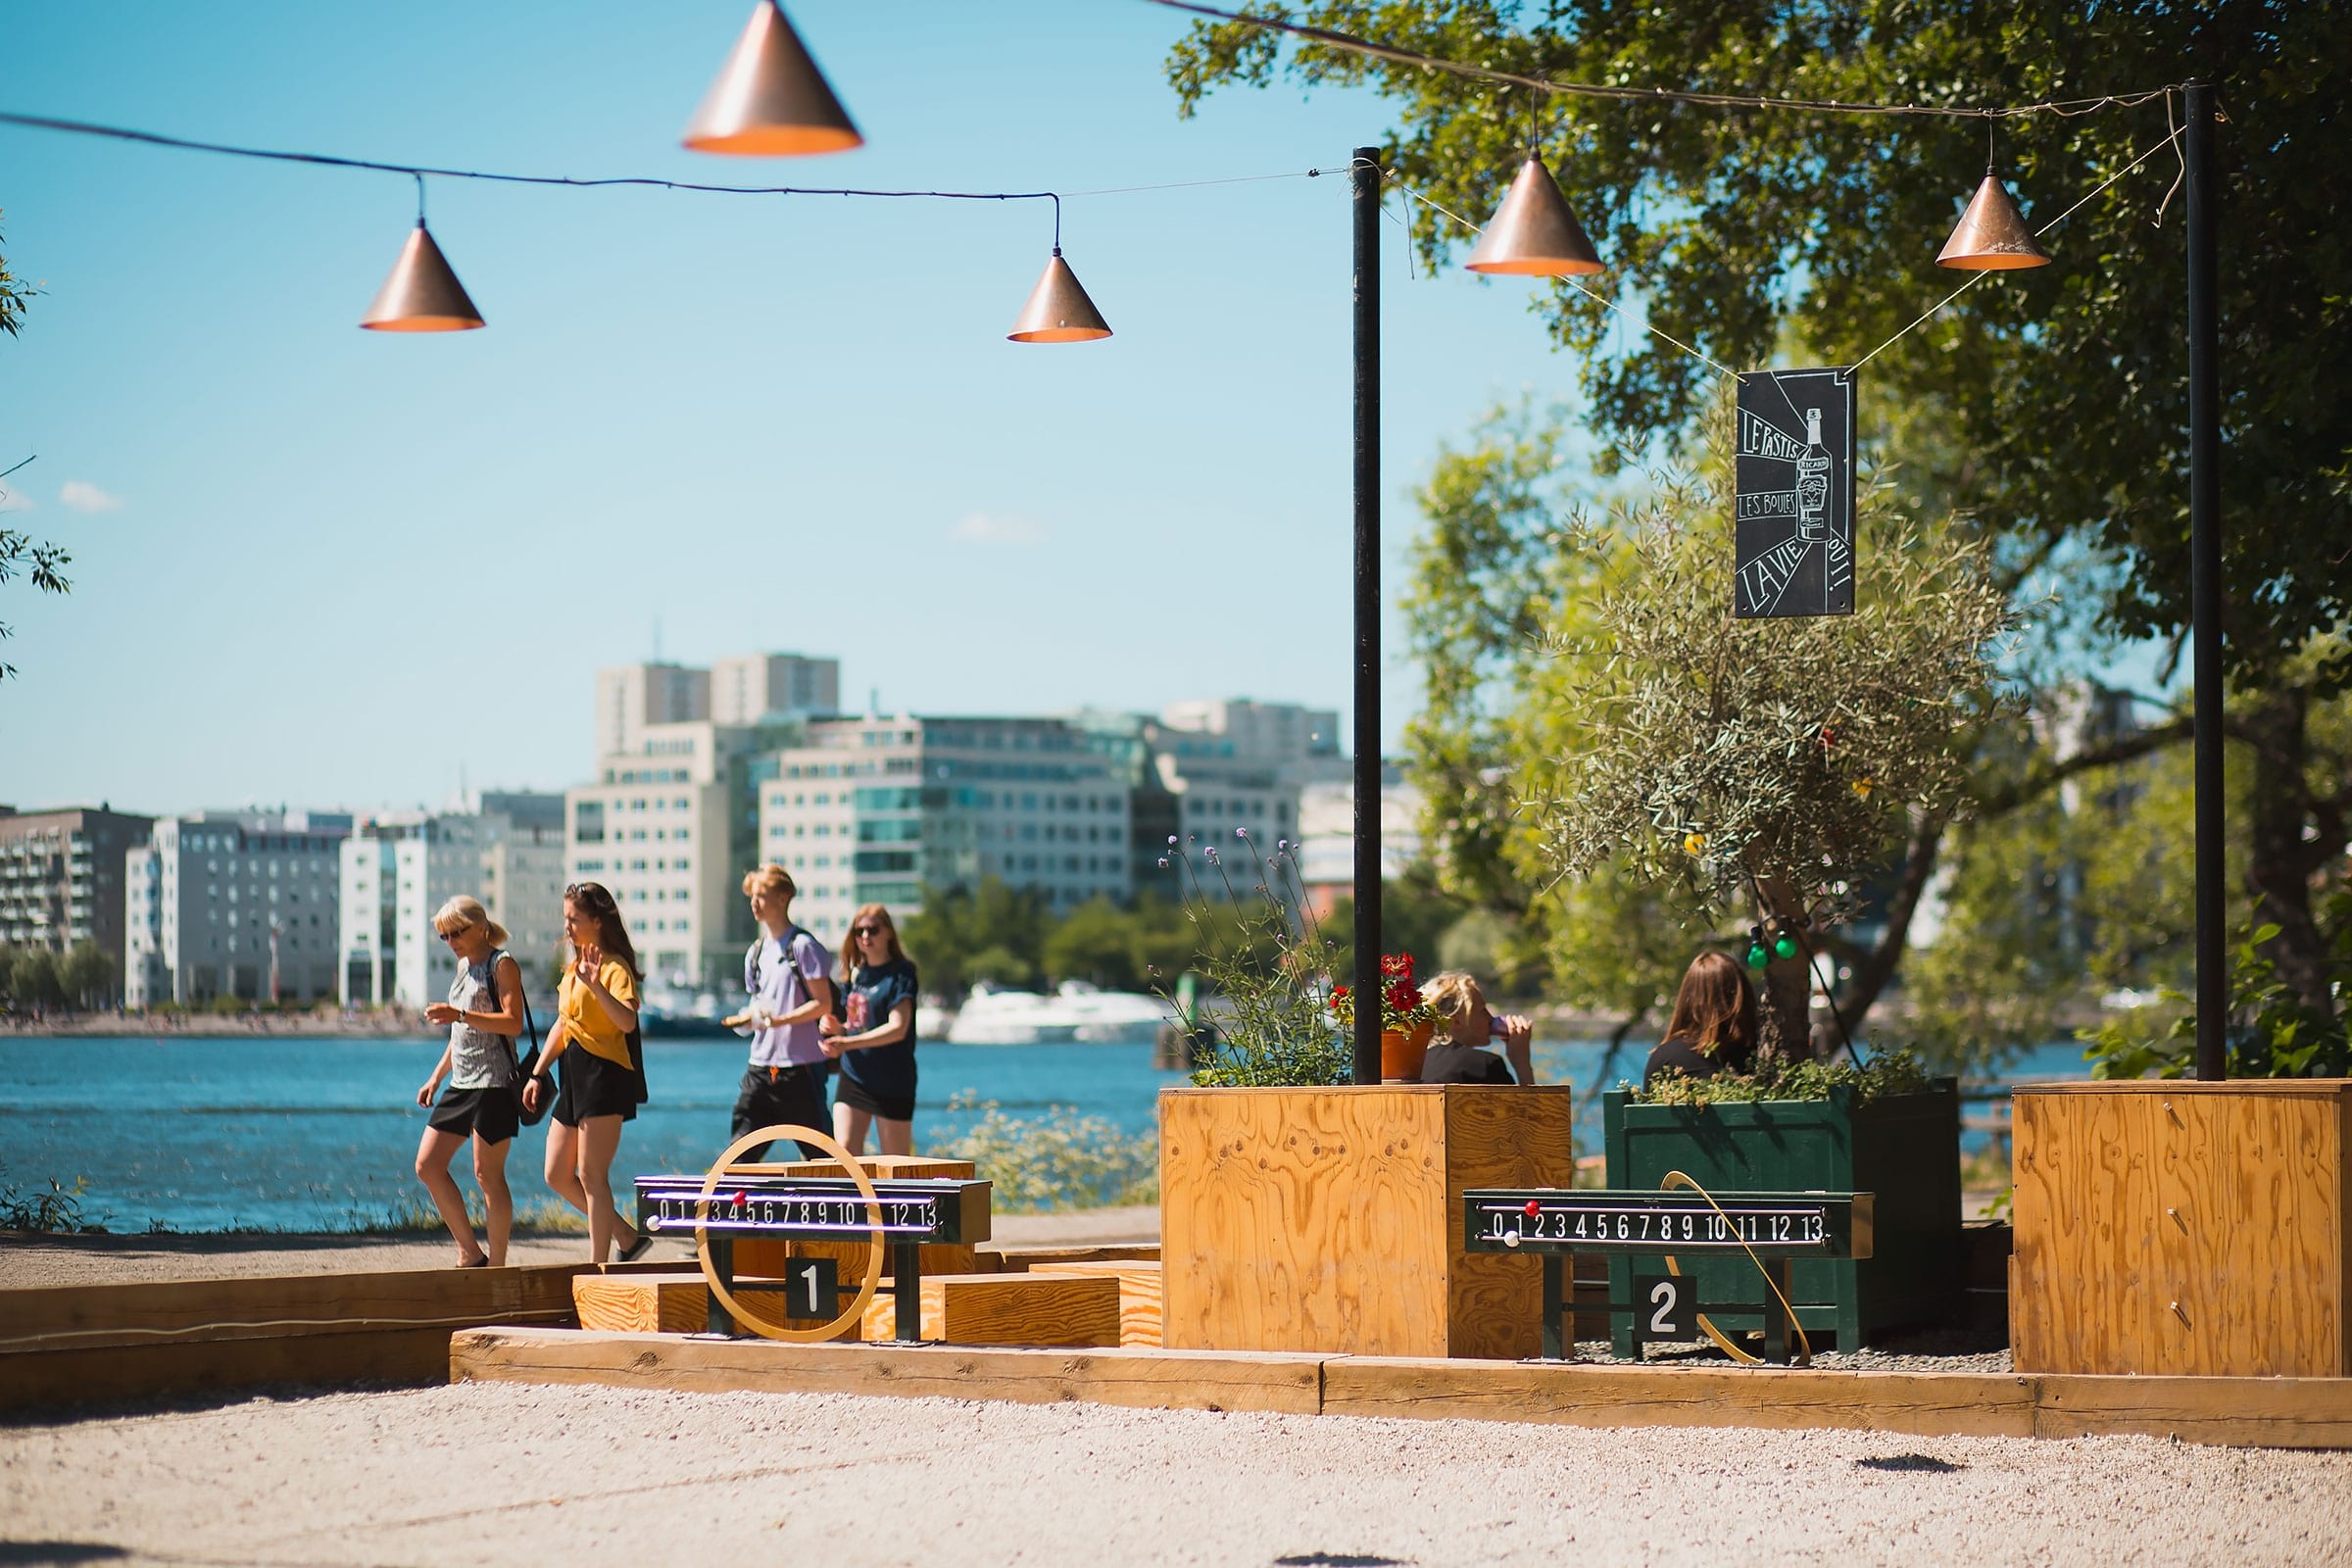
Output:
[
  {"xmin": 1634, "ymin": 1047, "xmax": 1934, "ymax": 1107},
  {"xmin": 0, "ymin": 1165, "xmax": 103, "ymax": 1233},
  {"xmin": 926, "ymin": 1092, "xmax": 1158, "ymax": 1212}
]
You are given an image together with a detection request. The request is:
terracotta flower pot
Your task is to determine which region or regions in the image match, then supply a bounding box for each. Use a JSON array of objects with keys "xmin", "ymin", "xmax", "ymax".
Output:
[{"xmin": 1379, "ymin": 1019, "xmax": 1436, "ymax": 1084}]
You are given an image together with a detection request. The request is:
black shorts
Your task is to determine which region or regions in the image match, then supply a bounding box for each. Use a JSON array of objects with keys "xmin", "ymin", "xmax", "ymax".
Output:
[
  {"xmin": 731, "ymin": 1063, "xmax": 831, "ymax": 1159},
  {"xmin": 428, "ymin": 1084, "xmax": 519, "ymax": 1145},
  {"xmin": 835, "ymin": 1072, "xmax": 916, "ymax": 1123},
  {"xmin": 555, "ymin": 1047, "xmax": 639, "ymax": 1125}
]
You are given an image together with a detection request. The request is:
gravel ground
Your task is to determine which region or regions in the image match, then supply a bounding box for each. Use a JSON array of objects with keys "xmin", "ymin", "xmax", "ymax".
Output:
[{"xmin": 4, "ymin": 1381, "xmax": 2347, "ymax": 1567}]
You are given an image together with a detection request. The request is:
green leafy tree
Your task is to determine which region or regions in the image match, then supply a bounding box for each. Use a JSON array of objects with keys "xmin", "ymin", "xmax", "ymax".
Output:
[
  {"xmin": 60, "ymin": 941, "xmax": 120, "ymax": 1010},
  {"xmin": 7, "ymin": 947, "xmax": 64, "ymax": 1013},
  {"xmin": 1530, "ymin": 431, "xmax": 2015, "ymax": 1064},
  {"xmin": 2, "ymin": 211, "xmax": 69, "ymax": 683},
  {"xmin": 901, "ymin": 877, "xmax": 1051, "ymax": 998},
  {"xmin": 1170, "ymin": 0, "xmax": 2352, "ymax": 1026}
]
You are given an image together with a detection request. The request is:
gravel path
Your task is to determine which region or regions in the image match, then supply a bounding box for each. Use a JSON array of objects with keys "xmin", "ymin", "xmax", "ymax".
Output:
[{"xmin": 4, "ymin": 1381, "xmax": 2347, "ymax": 1567}]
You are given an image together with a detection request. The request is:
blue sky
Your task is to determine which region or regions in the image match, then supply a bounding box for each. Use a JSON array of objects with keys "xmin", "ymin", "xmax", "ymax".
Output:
[{"xmin": 1, "ymin": 0, "xmax": 1612, "ymax": 816}]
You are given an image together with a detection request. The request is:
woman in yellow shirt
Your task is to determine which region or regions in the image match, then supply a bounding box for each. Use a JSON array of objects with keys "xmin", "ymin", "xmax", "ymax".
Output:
[{"xmin": 520, "ymin": 882, "xmax": 652, "ymax": 1262}]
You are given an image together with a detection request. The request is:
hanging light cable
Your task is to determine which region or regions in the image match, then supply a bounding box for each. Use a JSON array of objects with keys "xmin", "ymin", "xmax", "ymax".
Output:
[
  {"xmin": 360, "ymin": 175, "xmax": 485, "ymax": 332},
  {"xmin": 1464, "ymin": 91, "xmax": 1603, "ymax": 276},
  {"xmin": 682, "ymin": 0, "xmax": 862, "ymax": 157},
  {"xmin": 1007, "ymin": 196, "xmax": 1111, "ymax": 343},
  {"xmin": 1936, "ymin": 122, "xmax": 2052, "ymax": 270}
]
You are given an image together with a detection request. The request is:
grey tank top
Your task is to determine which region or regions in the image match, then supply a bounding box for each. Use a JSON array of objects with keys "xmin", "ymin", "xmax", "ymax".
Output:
[{"xmin": 448, "ymin": 953, "xmax": 519, "ymax": 1091}]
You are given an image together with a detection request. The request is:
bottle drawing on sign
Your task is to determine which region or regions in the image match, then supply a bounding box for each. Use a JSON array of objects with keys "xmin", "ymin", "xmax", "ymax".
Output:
[{"xmin": 1795, "ymin": 406, "xmax": 1831, "ymax": 542}]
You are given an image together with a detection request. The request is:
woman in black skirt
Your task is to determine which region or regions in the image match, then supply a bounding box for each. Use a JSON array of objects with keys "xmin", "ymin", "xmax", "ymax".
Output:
[
  {"xmin": 519, "ymin": 882, "xmax": 652, "ymax": 1263},
  {"xmin": 415, "ymin": 895, "xmax": 525, "ymax": 1266}
]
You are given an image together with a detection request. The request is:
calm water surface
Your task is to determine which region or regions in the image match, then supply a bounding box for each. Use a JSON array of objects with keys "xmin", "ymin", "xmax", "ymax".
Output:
[{"xmin": 0, "ymin": 1033, "xmax": 2091, "ymax": 1231}]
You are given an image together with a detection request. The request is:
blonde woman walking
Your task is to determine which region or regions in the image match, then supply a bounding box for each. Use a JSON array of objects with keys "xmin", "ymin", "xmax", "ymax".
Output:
[{"xmin": 415, "ymin": 895, "xmax": 525, "ymax": 1267}]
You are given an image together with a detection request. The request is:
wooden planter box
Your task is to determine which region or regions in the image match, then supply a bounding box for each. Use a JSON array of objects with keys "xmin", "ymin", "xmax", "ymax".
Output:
[
  {"xmin": 2012, "ymin": 1079, "xmax": 2352, "ymax": 1377},
  {"xmin": 1159, "ymin": 1084, "xmax": 1577, "ymax": 1358},
  {"xmin": 1602, "ymin": 1080, "xmax": 1963, "ymax": 1351}
]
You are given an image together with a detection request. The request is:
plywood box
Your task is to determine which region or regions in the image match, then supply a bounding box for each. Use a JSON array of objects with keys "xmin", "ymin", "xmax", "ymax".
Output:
[
  {"xmin": 1159, "ymin": 1084, "xmax": 1577, "ymax": 1359},
  {"xmin": 858, "ymin": 1271, "xmax": 1119, "ymax": 1347},
  {"xmin": 1027, "ymin": 1259, "xmax": 1164, "ymax": 1348},
  {"xmin": 2012, "ymin": 1079, "xmax": 2352, "ymax": 1377},
  {"xmin": 572, "ymin": 1271, "xmax": 860, "ymax": 1340}
]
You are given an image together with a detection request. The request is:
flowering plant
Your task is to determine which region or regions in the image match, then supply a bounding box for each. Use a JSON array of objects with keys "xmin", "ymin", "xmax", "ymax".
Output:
[
  {"xmin": 1326, "ymin": 952, "xmax": 1438, "ymax": 1034},
  {"xmin": 1154, "ymin": 829, "xmax": 1349, "ymax": 1088}
]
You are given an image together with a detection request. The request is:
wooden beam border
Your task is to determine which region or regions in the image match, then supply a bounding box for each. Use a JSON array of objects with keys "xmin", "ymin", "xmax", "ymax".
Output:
[{"xmin": 449, "ymin": 1328, "xmax": 2352, "ymax": 1450}]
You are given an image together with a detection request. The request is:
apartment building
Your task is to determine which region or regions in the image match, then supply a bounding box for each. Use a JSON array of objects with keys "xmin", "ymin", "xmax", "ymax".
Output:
[
  {"xmin": 595, "ymin": 653, "xmax": 840, "ymax": 760},
  {"xmin": 758, "ymin": 716, "xmax": 1133, "ymax": 941},
  {"xmin": 711, "ymin": 652, "xmax": 838, "ymax": 725},
  {"xmin": 567, "ymin": 719, "xmax": 803, "ymax": 990},
  {"xmin": 0, "ymin": 806, "xmax": 155, "ymax": 986},
  {"xmin": 337, "ymin": 792, "xmax": 566, "ymax": 1008},
  {"xmin": 124, "ymin": 810, "xmax": 351, "ymax": 1006}
]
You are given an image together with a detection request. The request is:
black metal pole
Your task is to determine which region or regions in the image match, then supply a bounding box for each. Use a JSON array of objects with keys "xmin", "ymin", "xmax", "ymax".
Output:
[
  {"xmin": 1351, "ymin": 145, "xmax": 1383, "ymax": 1087},
  {"xmin": 2185, "ymin": 82, "xmax": 2226, "ymax": 1082}
]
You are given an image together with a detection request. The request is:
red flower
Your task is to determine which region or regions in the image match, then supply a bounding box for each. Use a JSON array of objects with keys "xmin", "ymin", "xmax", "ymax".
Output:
[{"xmin": 1380, "ymin": 953, "xmax": 1414, "ymax": 979}]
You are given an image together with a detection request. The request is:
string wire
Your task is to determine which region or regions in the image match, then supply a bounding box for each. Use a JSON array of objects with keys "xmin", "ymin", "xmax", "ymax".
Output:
[
  {"xmin": 1147, "ymin": 0, "xmax": 2178, "ymax": 122},
  {"xmin": 0, "ymin": 108, "xmax": 1340, "ymax": 217}
]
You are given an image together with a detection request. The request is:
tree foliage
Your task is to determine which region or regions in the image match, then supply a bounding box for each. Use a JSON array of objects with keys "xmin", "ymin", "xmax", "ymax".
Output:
[
  {"xmin": 1, "ymin": 210, "xmax": 69, "ymax": 683},
  {"xmin": 1168, "ymin": 0, "xmax": 2352, "ymax": 684}
]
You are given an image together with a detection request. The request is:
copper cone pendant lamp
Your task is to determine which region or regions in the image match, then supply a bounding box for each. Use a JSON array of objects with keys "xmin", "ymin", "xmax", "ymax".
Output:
[
  {"xmin": 1936, "ymin": 172, "xmax": 2051, "ymax": 270},
  {"xmin": 360, "ymin": 220, "xmax": 484, "ymax": 332},
  {"xmin": 1007, "ymin": 247, "xmax": 1110, "ymax": 343},
  {"xmin": 1465, "ymin": 156, "xmax": 1603, "ymax": 276},
  {"xmin": 683, "ymin": 0, "xmax": 861, "ymax": 156}
]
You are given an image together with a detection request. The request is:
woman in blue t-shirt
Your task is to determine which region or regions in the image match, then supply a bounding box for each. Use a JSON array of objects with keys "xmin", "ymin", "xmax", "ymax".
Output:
[{"xmin": 818, "ymin": 903, "xmax": 920, "ymax": 1155}]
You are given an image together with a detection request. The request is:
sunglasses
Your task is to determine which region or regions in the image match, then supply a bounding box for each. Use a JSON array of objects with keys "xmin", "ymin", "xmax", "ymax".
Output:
[
  {"xmin": 564, "ymin": 883, "xmax": 614, "ymax": 908},
  {"xmin": 853, "ymin": 924, "xmax": 886, "ymax": 937}
]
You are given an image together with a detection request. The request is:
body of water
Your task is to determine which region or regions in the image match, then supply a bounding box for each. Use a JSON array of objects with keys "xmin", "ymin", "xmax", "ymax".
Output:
[{"xmin": 0, "ymin": 1033, "xmax": 2095, "ymax": 1232}]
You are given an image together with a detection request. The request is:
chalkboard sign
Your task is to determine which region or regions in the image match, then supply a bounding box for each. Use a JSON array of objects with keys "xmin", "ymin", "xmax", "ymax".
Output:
[{"xmin": 1735, "ymin": 367, "xmax": 1856, "ymax": 618}]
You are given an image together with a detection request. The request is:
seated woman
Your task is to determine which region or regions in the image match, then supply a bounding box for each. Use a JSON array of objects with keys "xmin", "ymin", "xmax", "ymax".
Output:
[
  {"xmin": 1419, "ymin": 971, "xmax": 1536, "ymax": 1085},
  {"xmin": 1642, "ymin": 951, "xmax": 1757, "ymax": 1090}
]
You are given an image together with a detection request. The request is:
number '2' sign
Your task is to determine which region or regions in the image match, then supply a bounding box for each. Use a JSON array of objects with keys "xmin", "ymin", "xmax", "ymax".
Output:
[{"xmin": 1636, "ymin": 1274, "xmax": 1694, "ymax": 1341}]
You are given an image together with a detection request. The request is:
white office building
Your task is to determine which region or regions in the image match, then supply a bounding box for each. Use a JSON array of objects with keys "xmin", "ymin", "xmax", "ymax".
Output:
[
  {"xmin": 596, "ymin": 653, "xmax": 840, "ymax": 762},
  {"xmin": 758, "ymin": 716, "xmax": 1133, "ymax": 941},
  {"xmin": 337, "ymin": 793, "xmax": 566, "ymax": 1009},
  {"xmin": 594, "ymin": 662, "xmax": 711, "ymax": 762},
  {"xmin": 711, "ymin": 652, "xmax": 838, "ymax": 725},
  {"xmin": 125, "ymin": 810, "xmax": 352, "ymax": 1007},
  {"xmin": 566, "ymin": 720, "xmax": 801, "ymax": 991}
]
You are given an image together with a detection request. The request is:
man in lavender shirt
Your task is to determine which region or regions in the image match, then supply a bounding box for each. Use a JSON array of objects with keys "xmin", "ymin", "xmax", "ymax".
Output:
[{"xmin": 723, "ymin": 863, "xmax": 836, "ymax": 1160}]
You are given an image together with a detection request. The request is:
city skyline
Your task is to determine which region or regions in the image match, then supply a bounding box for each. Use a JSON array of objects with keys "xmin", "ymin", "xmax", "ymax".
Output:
[{"xmin": 0, "ymin": 1, "xmax": 1592, "ymax": 813}]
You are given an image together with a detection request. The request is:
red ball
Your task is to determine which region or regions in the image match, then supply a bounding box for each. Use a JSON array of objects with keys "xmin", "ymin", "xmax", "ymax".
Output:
[
  {"xmin": 1524, "ymin": 1200, "xmax": 1542, "ymax": 1217},
  {"xmin": 733, "ymin": 1191, "xmax": 749, "ymax": 1206}
]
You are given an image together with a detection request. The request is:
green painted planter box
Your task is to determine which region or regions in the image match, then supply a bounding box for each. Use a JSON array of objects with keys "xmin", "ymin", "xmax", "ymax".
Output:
[{"xmin": 1602, "ymin": 1079, "xmax": 1963, "ymax": 1353}]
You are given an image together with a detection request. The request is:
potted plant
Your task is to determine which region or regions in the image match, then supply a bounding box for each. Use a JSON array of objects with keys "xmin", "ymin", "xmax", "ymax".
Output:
[
  {"xmin": 1326, "ymin": 952, "xmax": 1439, "ymax": 1083},
  {"xmin": 1154, "ymin": 833, "xmax": 1577, "ymax": 1359},
  {"xmin": 1603, "ymin": 1051, "xmax": 1963, "ymax": 1353}
]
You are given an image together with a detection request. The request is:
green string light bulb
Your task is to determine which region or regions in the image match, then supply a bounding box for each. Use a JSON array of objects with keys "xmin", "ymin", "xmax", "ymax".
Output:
[
  {"xmin": 1773, "ymin": 933, "xmax": 1799, "ymax": 961},
  {"xmin": 1744, "ymin": 941, "xmax": 1769, "ymax": 970}
]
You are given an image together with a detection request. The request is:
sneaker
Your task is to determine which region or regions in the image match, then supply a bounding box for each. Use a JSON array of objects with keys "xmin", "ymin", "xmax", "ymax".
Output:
[{"xmin": 616, "ymin": 1232, "xmax": 656, "ymax": 1263}]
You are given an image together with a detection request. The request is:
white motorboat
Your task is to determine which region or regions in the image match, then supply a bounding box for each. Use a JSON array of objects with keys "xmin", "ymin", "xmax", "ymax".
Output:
[{"xmin": 944, "ymin": 979, "xmax": 1170, "ymax": 1046}]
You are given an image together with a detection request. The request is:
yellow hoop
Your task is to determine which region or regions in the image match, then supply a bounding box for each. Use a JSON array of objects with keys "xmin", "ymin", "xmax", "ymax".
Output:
[
  {"xmin": 1657, "ymin": 1168, "xmax": 1813, "ymax": 1368},
  {"xmin": 690, "ymin": 1123, "xmax": 885, "ymax": 1344}
]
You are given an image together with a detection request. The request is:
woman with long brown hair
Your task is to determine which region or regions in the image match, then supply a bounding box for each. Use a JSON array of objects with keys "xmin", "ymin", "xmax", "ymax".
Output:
[
  {"xmin": 519, "ymin": 881, "xmax": 652, "ymax": 1262},
  {"xmin": 1642, "ymin": 951, "xmax": 1758, "ymax": 1090},
  {"xmin": 817, "ymin": 902, "xmax": 920, "ymax": 1155}
]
